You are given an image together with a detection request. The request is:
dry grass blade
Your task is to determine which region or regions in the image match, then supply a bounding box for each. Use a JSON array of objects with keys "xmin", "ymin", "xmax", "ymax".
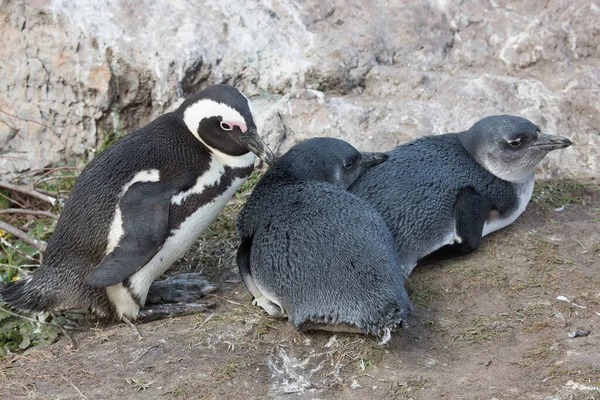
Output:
[
  {"xmin": 0, "ymin": 263, "xmax": 38, "ymax": 269},
  {"xmin": 10, "ymin": 166, "xmax": 82, "ymax": 182},
  {"xmin": 0, "ymin": 209, "xmax": 58, "ymax": 219},
  {"xmin": 0, "ymin": 190, "xmax": 26, "ymax": 208},
  {"xmin": 0, "ymin": 237, "xmax": 38, "ymax": 262},
  {"xmin": 0, "ymin": 181, "xmax": 57, "ymax": 205},
  {"xmin": 0, "ymin": 220, "xmax": 47, "ymax": 252},
  {"xmin": 60, "ymin": 374, "xmax": 88, "ymax": 399}
]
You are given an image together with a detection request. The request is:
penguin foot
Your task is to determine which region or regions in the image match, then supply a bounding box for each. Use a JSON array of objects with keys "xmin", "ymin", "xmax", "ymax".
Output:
[
  {"xmin": 138, "ymin": 302, "xmax": 210, "ymax": 323},
  {"xmin": 252, "ymin": 295, "xmax": 287, "ymax": 318},
  {"xmin": 146, "ymin": 273, "xmax": 217, "ymax": 304}
]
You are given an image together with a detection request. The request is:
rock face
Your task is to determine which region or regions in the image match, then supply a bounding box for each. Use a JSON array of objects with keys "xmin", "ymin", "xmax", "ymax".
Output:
[{"xmin": 0, "ymin": 0, "xmax": 598, "ymax": 179}]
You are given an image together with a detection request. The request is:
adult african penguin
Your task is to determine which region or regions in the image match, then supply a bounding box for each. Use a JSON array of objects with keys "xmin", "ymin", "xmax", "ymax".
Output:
[
  {"xmin": 349, "ymin": 115, "xmax": 572, "ymax": 276},
  {"xmin": 0, "ymin": 84, "xmax": 274, "ymax": 321},
  {"xmin": 237, "ymin": 138, "xmax": 413, "ymax": 342}
]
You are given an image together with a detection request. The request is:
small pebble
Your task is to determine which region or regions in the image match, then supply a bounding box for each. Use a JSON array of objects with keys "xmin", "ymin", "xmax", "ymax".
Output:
[{"xmin": 567, "ymin": 330, "xmax": 590, "ymax": 338}]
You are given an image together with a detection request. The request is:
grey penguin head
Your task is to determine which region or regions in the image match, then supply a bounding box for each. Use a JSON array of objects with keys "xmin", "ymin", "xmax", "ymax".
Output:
[
  {"xmin": 276, "ymin": 137, "xmax": 388, "ymax": 189},
  {"xmin": 175, "ymin": 84, "xmax": 274, "ymax": 165},
  {"xmin": 458, "ymin": 115, "xmax": 572, "ymax": 181}
]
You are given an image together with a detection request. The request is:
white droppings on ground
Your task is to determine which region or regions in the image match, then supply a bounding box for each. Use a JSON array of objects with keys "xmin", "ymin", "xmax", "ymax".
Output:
[
  {"xmin": 564, "ymin": 380, "xmax": 600, "ymax": 393},
  {"xmin": 555, "ymin": 295, "xmax": 588, "ymax": 309},
  {"xmin": 324, "ymin": 335, "xmax": 338, "ymax": 348},
  {"xmin": 267, "ymin": 346, "xmax": 343, "ymax": 395},
  {"xmin": 549, "ymin": 380, "xmax": 600, "ymax": 399}
]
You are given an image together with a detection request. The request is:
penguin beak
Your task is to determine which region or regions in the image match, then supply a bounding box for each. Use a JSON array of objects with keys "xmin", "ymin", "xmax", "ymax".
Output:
[
  {"xmin": 532, "ymin": 133, "xmax": 572, "ymax": 150},
  {"xmin": 360, "ymin": 152, "xmax": 389, "ymax": 168},
  {"xmin": 237, "ymin": 127, "xmax": 276, "ymax": 166}
]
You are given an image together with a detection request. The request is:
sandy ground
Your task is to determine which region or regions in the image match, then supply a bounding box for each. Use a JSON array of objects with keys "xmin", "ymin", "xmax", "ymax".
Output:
[{"xmin": 0, "ymin": 181, "xmax": 598, "ymax": 400}]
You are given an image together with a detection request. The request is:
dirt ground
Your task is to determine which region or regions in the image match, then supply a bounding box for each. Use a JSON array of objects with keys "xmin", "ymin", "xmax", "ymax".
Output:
[{"xmin": 0, "ymin": 180, "xmax": 598, "ymax": 400}]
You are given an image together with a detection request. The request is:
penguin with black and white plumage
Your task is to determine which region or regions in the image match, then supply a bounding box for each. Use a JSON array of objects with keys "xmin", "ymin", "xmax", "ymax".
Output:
[
  {"xmin": 237, "ymin": 138, "xmax": 413, "ymax": 342},
  {"xmin": 349, "ymin": 115, "xmax": 572, "ymax": 276},
  {"xmin": 0, "ymin": 84, "xmax": 274, "ymax": 321}
]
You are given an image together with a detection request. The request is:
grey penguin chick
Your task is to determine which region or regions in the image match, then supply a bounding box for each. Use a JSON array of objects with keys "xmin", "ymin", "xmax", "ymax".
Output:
[
  {"xmin": 349, "ymin": 115, "xmax": 572, "ymax": 276},
  {"xmin": 237, "ymin": 138, "xmax": 412, "ymax": 340},
  {"xmin": 0, "ymin": 84, "xmax": 274, "ymax": 320}
]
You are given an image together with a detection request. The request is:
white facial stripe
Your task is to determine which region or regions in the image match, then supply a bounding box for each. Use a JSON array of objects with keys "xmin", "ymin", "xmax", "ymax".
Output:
[
  {"xmin": 240, "ymin": 91, "xmax": 256, "ymax": 122},
  {"xmin": 183, "ymin": 99, "xmax": 247, "ymax": 140},
  {"xmin": 183, "ymin": 99, "xmax": 256, "ymax": 167}
]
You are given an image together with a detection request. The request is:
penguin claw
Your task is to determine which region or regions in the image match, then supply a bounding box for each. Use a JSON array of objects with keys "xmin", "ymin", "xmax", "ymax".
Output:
[{"xmin": 138, "ymin": 302, "xmax": 211, "ymax": 323}]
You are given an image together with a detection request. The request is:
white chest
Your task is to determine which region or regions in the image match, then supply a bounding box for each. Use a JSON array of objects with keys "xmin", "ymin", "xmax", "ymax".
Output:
[{"xmin": 482, "ymin": 174, "xmax": 535, "ymax": 237}]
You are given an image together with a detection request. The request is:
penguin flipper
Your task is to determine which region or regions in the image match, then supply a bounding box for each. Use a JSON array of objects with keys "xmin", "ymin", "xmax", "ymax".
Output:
[
  {"xmin": 453, "ymin": 186, "xmax": 496, "ymax": 252},
  {"xmin": 86, "ymin": 181, "xmax": 177, "ymax": 288},
  {"xmin": 237, "ymin": 236, "xmax": 286, "ymax": 318},
  {"xmin": 419, "ymin": 186, "xmax": 495, "ymax": 264}
]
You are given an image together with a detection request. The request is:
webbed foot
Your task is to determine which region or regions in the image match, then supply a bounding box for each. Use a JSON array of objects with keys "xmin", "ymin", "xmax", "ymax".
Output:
[{"xmin": 146, "ymin": 273, "xmax": 217, "ymax": 304}]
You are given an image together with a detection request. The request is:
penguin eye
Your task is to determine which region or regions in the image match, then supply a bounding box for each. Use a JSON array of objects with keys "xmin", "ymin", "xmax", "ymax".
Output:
[
  {"xmin": 220, "ymin": 121, "xmax": 233, "ymax": 131},
  {"xmin": 508, "ymin": 139, "xmax": 522, "ymax": 148},
  {"xmin": 344, "ymin": 161, "xmax": 353, "ymax": 169}
]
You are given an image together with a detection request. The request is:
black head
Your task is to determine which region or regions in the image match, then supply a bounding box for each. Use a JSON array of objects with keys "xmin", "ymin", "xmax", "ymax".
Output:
[
  {"xmin": 458, "ymin": 115, "xmax": 572, "ymax": 181},
  {"xmin": 175, "ymin": 84, "xmax": 274, "ymax": 165},
  {"xmin": 276, "ymin": 137, "xmax": 388, "ymax": 189}
]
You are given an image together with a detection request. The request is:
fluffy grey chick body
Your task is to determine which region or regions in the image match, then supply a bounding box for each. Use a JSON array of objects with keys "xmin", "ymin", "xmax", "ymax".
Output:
[
  {"xmin": 349, "ymin": 115, "xmax": 572, "ymax": 275},
  {"xmin": 237, "ymin": 138, "xmax": 412, "ymax": 339}
]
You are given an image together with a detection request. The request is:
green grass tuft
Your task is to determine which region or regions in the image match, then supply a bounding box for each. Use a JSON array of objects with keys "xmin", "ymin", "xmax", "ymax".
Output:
[
  {"xmin": 450, "ymin": 317, "xmax": 506, "ymax": 343},
  {"xmin": 98, "ymin": 128, "xmax": 127, "ymax": 154},
  {"xmin": 0, "ymin": 309, "xmax": 59, "ymax": 353},
  {"xmin": 406, "ymin": 274, "xmax": 441, "ymax": 308},
  {"xmin": 532, "ymin": 180, "xmax": 593, "ymax": 210}
]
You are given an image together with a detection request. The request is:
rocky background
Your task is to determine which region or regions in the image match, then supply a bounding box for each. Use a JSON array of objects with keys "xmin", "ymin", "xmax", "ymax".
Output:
[{"xmin": 0, "ymin": 0, "xmax": 598, "ymax": 179}]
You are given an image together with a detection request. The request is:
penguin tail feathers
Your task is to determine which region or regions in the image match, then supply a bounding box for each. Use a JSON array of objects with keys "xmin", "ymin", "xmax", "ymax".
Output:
[
  {"xmin": 364, "ymin": 300, "xmax": 413, "ymax": 338},
  {"xmin": 0, "ymin": 278, "xmax": 49, "ymax": 313}
]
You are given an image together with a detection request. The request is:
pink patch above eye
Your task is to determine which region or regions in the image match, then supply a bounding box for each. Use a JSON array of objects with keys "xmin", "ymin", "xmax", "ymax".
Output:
[{"xmin": 221, "ymin": 120, "xmax": 247, "ymax": 133}]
